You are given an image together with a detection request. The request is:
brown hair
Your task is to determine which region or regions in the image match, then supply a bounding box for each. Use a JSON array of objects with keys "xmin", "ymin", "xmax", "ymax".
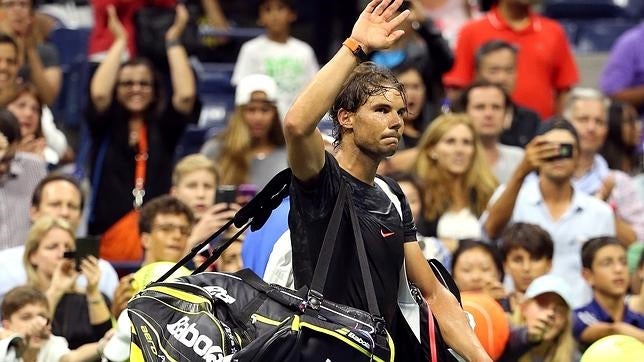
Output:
[
  {"xmin": 138, "ymin": 195, "xmax": 195, "ymax": 234},
  {"xmin": 1, "ymin": 286, "xmax": 48, "ymax": 321}
]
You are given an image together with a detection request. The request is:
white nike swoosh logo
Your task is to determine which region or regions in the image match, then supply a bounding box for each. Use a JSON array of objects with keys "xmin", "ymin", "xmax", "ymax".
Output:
[{"xmin": 367, "ymin": 203, "xmax": 393, "ymax": 215}]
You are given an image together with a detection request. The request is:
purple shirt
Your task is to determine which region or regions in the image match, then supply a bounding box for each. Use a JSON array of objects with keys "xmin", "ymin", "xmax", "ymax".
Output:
[
  {"xmin": 600, "ymin": 23, "xmax": 644, "ymax": 115},
  {"xmin": 573, "ymin": 298, "xmax": 644, "ymax": 342}
]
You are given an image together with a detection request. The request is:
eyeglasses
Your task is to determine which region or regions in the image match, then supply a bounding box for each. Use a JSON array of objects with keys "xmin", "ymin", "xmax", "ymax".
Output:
[
  {"xmin": 117, "ymin": 80, "xmax": 153, "ymax": 89},
  {"xmin": 153, "ymin": 224, "xmax": 191, "ymax": 236},
  {"xmin": 1, "ymin": 0, "xmax": 30, "ymax": 9}
]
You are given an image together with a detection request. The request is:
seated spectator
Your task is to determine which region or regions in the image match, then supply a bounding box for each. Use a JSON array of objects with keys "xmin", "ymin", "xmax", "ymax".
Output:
[
  {"xmin": 413, "ymin": 113, "xmax": 497, "ymax": 250},
  {"xmin": 0, "ymin": 0, "xmax": 62, "ymax": 105},
  {"xmin": 629, "ymin": 248, "xmax": 644, "ymax": 314},
  {"xmin": 455, "ymin": 80, "xmax": 524, "ymax": 183},
  {"xmin": 600, "ymin": 22, "xmax": 644, "ymax": 118},
  {"xmin": 0, "ymin": 174, "xmax": 119, "ymax": 304},
  {"xmin": 500, "ymin": 274, "xmax": 577, "ymax": 361},
  {"xmin": 443, "ymin": 0, "xmax": 579, "ymax": 119},
  {"xmin": 451, "ymin": 239, "xmax": 506, "ymax": 301},
  {"xmin": 574, "ymin": 237, "xmax": 644, "ymax": 347},
  {"xmin": 110, "ymin": 195, "xmax": 194, "ymax": 318},
  {"xmin": 484, "ymin": 119, "xmax": 616, "ymax": 307},
  {"xmin": 389, "ymin": 171, "xmax": 451, "ymax": 267},
  {"xmin": 23, "ymin": 216, "xmax": 112, "ymax": 349},
  {"xmin": 498, "ymin": 222, "xmax": 554, "ymax": 313},
  {"xmin": 0, "ymin": 108, "xmax": 46, "ymax": 250},
  {"xmin": 0, "ymin": 286, "xmax": 105, "ymax": 361},
  {"xmin": 87, "ymin": 5, "xmax": 199, "ymax": 262},
  {"xmin": 201, "ymin": 74, "xmax": 287, "ymax": 190},
  {"xmin": 566, "ymin": 88, "xmax": 644, "ymax": 246},
  {"xmin": 6, "ymin": 83, "xmax": 68, "ymax": 165},
  {"xmin": 231, "ymin": 0, "xmax": 318, "ymax": 118},
  {"xmin": 600, "ymin": 101, "xmax": 642, "ymax": 175},
  {"xmin": 473, "ymin": 39, "xmax": 540, "ymax": 148},
  {"xmin": 169, "ymin": 154, "xmax": 239, "ymax": 252}
]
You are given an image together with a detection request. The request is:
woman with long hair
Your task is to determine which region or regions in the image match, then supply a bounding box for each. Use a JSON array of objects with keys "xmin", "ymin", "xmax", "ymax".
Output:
[
  {"xmin": 201, "ymin": 73, "xmax": 287, "ymax": 189},
  {"xmin": 86, "ymin": 4, "xmax": 199, "ymax": 260},
  {"xmin": 500, "ymin": 274, "xmax": 578, "ymax": 361},
  {"xmin": 413, "ymin": 113, "xmax": 497, "ymax": 251},
  {"xmin": 600, "ymin": 101, "xmax": 642, "ymax": 174},
  {"xmin": 23, "ymin": 216, "xmax": 112, "ymax": 349}
]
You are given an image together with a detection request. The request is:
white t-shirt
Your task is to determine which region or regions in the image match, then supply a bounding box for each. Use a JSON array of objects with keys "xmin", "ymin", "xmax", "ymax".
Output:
[
  {"xmin": 231, "ymin": 35, "xmax": 319, "ymax": 119},
  {"xmin": 436, "ymin": 208, "xmax": 482, "ymax": 240},
  {"xmin": 0, "ymin": 334, "xmax": 69, "ymax": 362}
]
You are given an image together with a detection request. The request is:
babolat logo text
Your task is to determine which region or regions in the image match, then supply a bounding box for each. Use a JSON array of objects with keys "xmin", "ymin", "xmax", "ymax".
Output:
[
  {"xmin": 203, "ymin": 286, "xmax": 236, "ymax": 304},
  {"xmin": 166, "ymin": 317, "xmax": 224, "ymax": 362},
  {"xmin": 347, "ymin": 331, "xmax": 371, "ymax": 350}
]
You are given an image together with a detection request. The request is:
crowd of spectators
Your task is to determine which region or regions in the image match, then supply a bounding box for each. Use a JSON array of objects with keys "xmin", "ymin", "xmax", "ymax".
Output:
[{"xmin": 0, "ymin": 0, "xmax": 643, "ymax": 360}]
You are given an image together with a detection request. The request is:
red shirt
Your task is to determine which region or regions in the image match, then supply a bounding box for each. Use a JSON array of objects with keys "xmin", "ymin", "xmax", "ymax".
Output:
[
  {"xmin": 88, "ymin": 0, "xmax": 176, "ymax": 59},
  {"xmin": 443, "ymin": 6, "xmax": 579, "ymax": 119}
]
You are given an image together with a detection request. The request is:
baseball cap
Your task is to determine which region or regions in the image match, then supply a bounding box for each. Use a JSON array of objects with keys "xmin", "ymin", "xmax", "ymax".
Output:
[
  {"xmin": 523, "ymin": 274, "xmax": 573, "ymax": 308},
  {"xmin": 234, "ymin": 74, "xmax": 278, "ymax": 106}
]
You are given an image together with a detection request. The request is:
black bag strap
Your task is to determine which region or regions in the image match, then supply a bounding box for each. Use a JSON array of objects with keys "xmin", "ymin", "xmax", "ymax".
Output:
[
  {"xmin": 347, "ymin": 187, "xmax": 381, "ymax": 317},
  {"xmin": 309, "ymin": 181, "xmax": 347, "ymax": 293},
  {"xmin": 309, "ymin": 180, "xmax": 382, "ymax": 318}
]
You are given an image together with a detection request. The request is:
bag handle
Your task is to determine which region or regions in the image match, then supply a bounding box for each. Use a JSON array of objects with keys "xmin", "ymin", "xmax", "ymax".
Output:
[{"xmin": 309, "ymin": 180, "xmax": 382, "ymax": 319}]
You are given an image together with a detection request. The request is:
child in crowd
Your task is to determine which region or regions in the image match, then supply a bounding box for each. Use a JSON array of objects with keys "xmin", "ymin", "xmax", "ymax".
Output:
[
  {"xmin": 574, "ymin": 237, "xmax": 644, "ymax": 348},
  {"xmin": 500, "ymin": 274, "xmax": 578, "ymax": 361},
  {"xmin": 629, "ymin": 248, "xmax": 644, "ymax": 314},
  {"xmin": 0, "ymin": 286, "xmax": 105, "ymax": 361},
  {"xmin": 451, "ymin": 239, "xmax": 506, "ymax": 300},
  {"xmin": 231, "ymin": 0, "xmax": 318, "ymax": 118},
  {"xmin": 499, "ymin": 223, "xmax": 554, "ymax": 312}
]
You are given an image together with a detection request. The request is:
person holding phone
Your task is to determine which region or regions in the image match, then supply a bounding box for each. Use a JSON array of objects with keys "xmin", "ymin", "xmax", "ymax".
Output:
[
  {"xmin": 22, "ymin": 216, "xmax": 112, "ymax": 349},
  {"xmin": 483, "ymin": 119, "xmax": 616, "ymax": 308}
]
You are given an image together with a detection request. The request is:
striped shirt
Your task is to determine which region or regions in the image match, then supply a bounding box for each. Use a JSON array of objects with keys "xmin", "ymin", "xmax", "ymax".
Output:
[{"xmin": 0, "ymin": 152, "xmax": 47, "ymax": 250}]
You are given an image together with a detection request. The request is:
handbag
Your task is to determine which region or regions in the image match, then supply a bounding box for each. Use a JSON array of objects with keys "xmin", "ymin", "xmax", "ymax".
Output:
[{"xmin": 128, "ymin": 174, "xmax": 396, "ymax": 361}]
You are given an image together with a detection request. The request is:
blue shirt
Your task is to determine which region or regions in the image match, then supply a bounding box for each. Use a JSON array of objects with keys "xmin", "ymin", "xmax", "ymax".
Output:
[
  {"xmin": 573, "ymin": 298, "xmax": 644, "ymax": 341},
  {"xmin": 484, "ymin": 177, "xmax": 616, "ymax": 307},
  {"xmin": 241, "ymin": 197, "xmax": 290, "ymax": 278}
]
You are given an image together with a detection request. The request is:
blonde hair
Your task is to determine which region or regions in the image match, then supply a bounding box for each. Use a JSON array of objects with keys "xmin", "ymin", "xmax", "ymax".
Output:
[
  {"xmin": 511, "ymin": 301, "xmax": 577, "ymax": 362},
  {"xmin": 172, "ymin": 154, "xmax": 219, "ymax": 186},
  {"xmin": 413, "ymin": 113, "xmax": 497, "ymax": 220},
  {"xmin": 215, "ymin": 105, "xmax": 285, "ymax": 185},
  {"xmin": 23, "ymin": 216, "xmax": 75, "ymax": 287}
]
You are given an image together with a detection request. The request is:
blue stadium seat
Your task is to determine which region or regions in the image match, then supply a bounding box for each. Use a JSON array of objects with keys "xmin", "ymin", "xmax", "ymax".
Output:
[
  {"xmin": 557, "ymin": 19, "xmax": 580, "ymax": 47},
  {"xmin": 543, "ymin": 0, "xmax": 633, "ymax": 20},
  {"xmin": 576, "ymin": 19, "xmax": 637, "ymax": 53}
]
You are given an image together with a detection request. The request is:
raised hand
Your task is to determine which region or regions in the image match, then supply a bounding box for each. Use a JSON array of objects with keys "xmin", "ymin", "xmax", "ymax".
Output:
[
  {"xmin": 187, "ymin": 203, "xmax": 240, "ymax": 250},
  {"xmin": 107, "ymin": 5, "xmax": 127, "ymax": 41},
  {"xmin": 111, "ymin": 274, "xmax": 134, "ymax": 317},
  {"xmin": 518, "ymin": 136, "xmax": 560, "ymax": 175},
  {"xmin": 166, "ymin": 3, "xmax": 190, "ymax": 41},
  {"xmin": 350, "ymin": 0, "xmax": 411, "ymax": 53},
  {"xmin": 80, "ymin": 256, "xmax": 101, "ymax": 295},
  {"xmin": 50, "ymin": 259, "xmax": 79, "ymax": 292}
]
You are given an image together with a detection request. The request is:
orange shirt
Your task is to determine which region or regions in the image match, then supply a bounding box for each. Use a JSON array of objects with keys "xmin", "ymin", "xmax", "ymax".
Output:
[{"xmin": 443, "ymin": 7, "xmax": 579, "ymax": 119}]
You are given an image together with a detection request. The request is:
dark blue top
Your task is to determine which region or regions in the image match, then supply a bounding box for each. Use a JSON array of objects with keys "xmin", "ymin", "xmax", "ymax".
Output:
[{"xmin": 573, "ymin": 297, "xmax": 644, "ymax": 342}]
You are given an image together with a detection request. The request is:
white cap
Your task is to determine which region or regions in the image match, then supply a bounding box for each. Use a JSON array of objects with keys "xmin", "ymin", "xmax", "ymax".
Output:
[
  {"xmin": 234, "ymin": 74, "xmax": 278, "ymax": 106},
  {"xmin": 102, "ymin": 310, "xmax": 132, "ymax": 362},
  {"xmin": 524, "ymin": 274, "xmax": 574, "ymax": 308}
]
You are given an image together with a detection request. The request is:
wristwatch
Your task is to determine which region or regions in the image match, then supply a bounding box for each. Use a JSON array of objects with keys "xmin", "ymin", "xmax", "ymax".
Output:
[{"xmin": 342, "ymin": 38, "xmax": 369, "ymax": 63}]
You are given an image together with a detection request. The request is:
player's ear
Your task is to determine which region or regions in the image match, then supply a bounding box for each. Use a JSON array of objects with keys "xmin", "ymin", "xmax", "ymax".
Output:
[{"xmin": 337, "ymin": 109, "xmax": 354, "ymax": 130}]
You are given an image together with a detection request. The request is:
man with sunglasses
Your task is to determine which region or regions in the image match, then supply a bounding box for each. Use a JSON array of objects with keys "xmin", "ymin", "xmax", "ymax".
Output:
[{"xmin": 0, "ymin": 108, "xmax": 46, "ymax": 251}]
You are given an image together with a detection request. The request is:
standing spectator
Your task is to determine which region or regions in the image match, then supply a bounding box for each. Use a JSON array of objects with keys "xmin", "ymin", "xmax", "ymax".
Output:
[
  {"xmin": 0, "ymin": 108, "xmax": 46, "ymax": 250},
  {"xmin": 0, "ymin": 174, "xmax": 119, "ymax": 304},
  {"xmin": 23, "ymin": 216, "xmax": 112, "ymax": 349},
  {"xmin": 565, "ymin": 88, "xmax": 644, "ymax": 246},
  {"xmin": 498, "ymin": 222, "xmax": 553, "ymax": 312},
  {"xmin": 413, "ymin": 113, "xmax": 497, "ymax": 250},
  {"xmin": 443, "ymin": 0, "xmax": 578, "ymax": 119},
  {"xmin": 231, "ymin": 0, "xmax": 319, "ymax": 119},
  {"xmin": 0, "ymin": 0, "xmax": 61, "ymax": 105},
  {"xmin": 500, "ymin": 274, "xmax": 578, "ymax": 362},
  {"xmin": 600, "ymin": 22, "xmax": 644, "ymax": 118},
  {"xmin": 201, "ymin": 74, "xmax": 287, "ymax": 189},
  {"xmin": 574, "ymin": 237, "xmax": 644, "ymax": 347},
  {"xmin": 455, "ymin": 80, "xmax": 524, "ymax": 183},
  {"xmin": 421, "ymin": 0, "xmax": 480, "ymax": 48},
  {"xmin": 473, "ymin": 39, "xmax": 540, "ymax": 147},
  {"xmin": 87, "ymin": 5, "xmax": 199, "ymax": 261},
  {"xmin": 483, "ymin": 119, "xmax": 615, "ymax": 307},
  {"xmin": 600, "ymin": 101, "xmax": 642, "ymax": 174}
]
